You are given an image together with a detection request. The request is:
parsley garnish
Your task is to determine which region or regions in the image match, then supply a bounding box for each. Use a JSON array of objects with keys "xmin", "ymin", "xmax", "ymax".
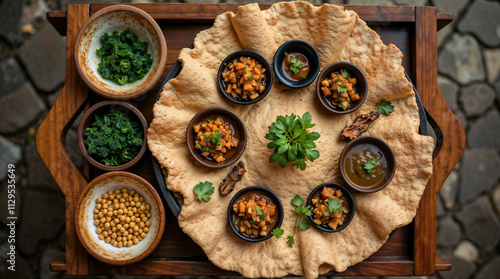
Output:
[
  {"xmin": 234, "ymin": 219, "xmax": 239, "ymax": 225},
  {"xmin": 256, "ymin": 206, "xmax": 266, "ymax": 221},
  {"xmin": 333, "ymin": 79, "xmax": 339, "ymax": 83},
  {"xmin": 363, "ymin": 156, "xmax": 380, "ymax": 174},
  {"xmin": 284, "ymin": 51, "xmax": 288, "ymax": 56},
  {"xmin": 338, "ymin": 103, "xmax": 346, "ymax": 110},
  {"xmin": 300, "ymin": 74, "xmax": 306, "ymax": 79},
  {"xmin": 250, "ymin": 75, "xmax": 254, "ymax": 79},
  {"xmin": 286, "ymin": 195, "xmax": 312, "ymax": 247},
  {"xmin": 341, "ymin": 69, "xmax": 349, "ymax": 78},
  {"xmin": 243, "ymin": 70, "xmax": 247, "ymax": 74},
  {"xmin": 206, "ymin": 118, "xmax": 213, "ymax": 122},
  {"xmin": 337, "ymin": 85, "xmax": 347, "ymax": 93},
  {"xmin": 327, "ymin": 197, "xmax": 342, "ymax": 215},
  {"xmin": 376, "ymin": 100, "xmax": 395, "ymax": 115},
  {"xmin": 193, "ymin": 181, "xmax": 214, "ymax": 202},
  {"xmin": 289, "ymin": 57, "xmax": 303, "ymax": 74},
  {"xmin": 271, "ymin": 227, "xmax": 284, "ymax": 239},
  {"xmin": 265, "ymin": 112, "xmax": 321, "ymax": 171}
]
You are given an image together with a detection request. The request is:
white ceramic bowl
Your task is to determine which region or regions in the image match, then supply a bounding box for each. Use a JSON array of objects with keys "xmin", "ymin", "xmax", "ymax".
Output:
[
  {"xmin": 74, "ymin": 5, "xmax": 167, "ymax": 100},
  {"xmin": 76, "ymin": 171, "xmax": 165, "ymax": 265}
]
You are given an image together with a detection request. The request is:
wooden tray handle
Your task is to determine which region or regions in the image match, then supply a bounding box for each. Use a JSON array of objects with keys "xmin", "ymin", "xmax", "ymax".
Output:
[
  {"xmin": 36, "ymin": 4, "xmax": 90, "ymax": 275},
  {"xmin": 412, "ymin": 6, "xmax": 465, "ymax": 275}
]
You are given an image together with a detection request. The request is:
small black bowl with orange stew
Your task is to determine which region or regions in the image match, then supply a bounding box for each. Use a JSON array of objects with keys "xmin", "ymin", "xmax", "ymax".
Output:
[
  {"xmin": 273, "ymin": 40, "xmax": 320, "ymax": 88},
  {"xmin": 218, "ymin": 50, "xmax": 273, "ymax": 105},
  {"xmin": 306, "ymin": 183, "xmax": 355, "ymax": 233},
  {"xmin": 228, "ymin": 186, "xmax": 284, "ymax": 242}
]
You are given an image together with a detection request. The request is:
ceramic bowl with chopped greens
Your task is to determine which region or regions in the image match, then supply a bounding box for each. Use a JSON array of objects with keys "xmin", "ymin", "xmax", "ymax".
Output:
[
  {"xmin": 78, "ymin": 101, "xmax": 148, "ymax": 171},
  {"xmin": 75, "ymin": 5, "xmax": 167, "ymax": 100}
]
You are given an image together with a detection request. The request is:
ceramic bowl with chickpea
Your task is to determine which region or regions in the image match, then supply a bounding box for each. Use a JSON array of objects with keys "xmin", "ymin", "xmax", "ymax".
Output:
[
  {"xmin": 186, "ymin": 107, "xmax": 247, "ymax": 168},
  {"xmin": 316, "ymin": 62, "xmax": 368, "ymax": 114},
  {"xmin": 76, "ymin": 171, "xmax": 165, "ymax": 265},
  {"xmin": 218, "ymin": 50, "xmax": 273, "ymax": 105},
  {"xmin": 306, "ymin": 183, "xmax": 355, "ymax": 233}
]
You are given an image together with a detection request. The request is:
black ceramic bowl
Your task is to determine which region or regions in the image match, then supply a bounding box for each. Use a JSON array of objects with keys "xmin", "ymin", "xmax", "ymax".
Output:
[
  {"xmin": 227, "ymin": 186, "xmax": 284, "ymax": 242},
  {"xmin": 186, "ymin": 107, "xmax": 247, "ymax": 169},
  {"xmin": 339, "ymin": 136, "xmax": 396, "ymax": 193},
  {"xmin": 316, "ymin": 61, "xmax": 368, "ymax": 114},
  {"xmin": 217, "ymin": 50, "xmax": 273, "ymax": 105},
  {"xmin": 273, "ymin": 40, "xmax": 320, "ymax": 88},
  {"xmin": 306, "ymin": 183, "xmax": 355, "ymax": 233}
]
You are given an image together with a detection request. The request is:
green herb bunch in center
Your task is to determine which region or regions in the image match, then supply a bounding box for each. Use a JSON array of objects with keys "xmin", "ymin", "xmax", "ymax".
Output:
[
  {"xmin": 96, "ymin": 29, "xmax": 153, "ymax": 86},
  {"xmin": 84, "ymin": 109, "xmax": 144, "ymax": 166},
  {"xmin": 265, "ymin": 112, "xmax": 320, "ymax": 170}
]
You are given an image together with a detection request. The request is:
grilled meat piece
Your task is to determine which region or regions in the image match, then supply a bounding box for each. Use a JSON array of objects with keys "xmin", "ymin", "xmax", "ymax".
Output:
[
  {"xmin": 341, "ymin": 111, "xmax": 380, "ymax": 141},
  {"xmin": 220, "ymin": 161, "xmax": 246, "ymax": 195}
]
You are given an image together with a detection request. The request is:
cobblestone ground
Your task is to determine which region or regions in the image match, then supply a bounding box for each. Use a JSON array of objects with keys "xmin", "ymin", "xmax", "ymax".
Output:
[{"xmin": 0, "ymin": 0, "xmax": 499, "ymax": 278}]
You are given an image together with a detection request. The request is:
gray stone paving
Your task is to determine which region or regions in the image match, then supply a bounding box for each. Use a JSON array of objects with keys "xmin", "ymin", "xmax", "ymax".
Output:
[{"xmin": 0, "ymin": 0, "xmax": 498, "ymax": 279}]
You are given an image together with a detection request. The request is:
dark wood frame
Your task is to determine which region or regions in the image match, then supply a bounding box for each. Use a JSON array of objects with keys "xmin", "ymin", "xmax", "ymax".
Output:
[{"xmin": 38, "ymin": 3, "xmax": 463, "ymax": 277}]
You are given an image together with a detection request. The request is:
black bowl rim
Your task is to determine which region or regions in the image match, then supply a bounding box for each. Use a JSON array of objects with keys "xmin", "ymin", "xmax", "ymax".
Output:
[
  {"xmin": 227, "ymin": 186, "xmax": 284, "ymax": 242},
  {"xmin": 185, "ymin": 106, "xmax": 247, "ymax": 169},
  {"xmin": 339, "ymin": 136, "xmax": 397, "ymax": 193},
  {"xmin": 217, "ymin": 50, "xmax": 273, "ymax": 105},
  {"xmin": 306, "ymin": 182, "xmax": 356, "ymax": 233},
  {"xmin": 315, "ymin": 61, "xmax": 368, "ymax": 114},
  {"xmin": 273, "ymin": 40, "xmax": 320, "ymax": 88}
]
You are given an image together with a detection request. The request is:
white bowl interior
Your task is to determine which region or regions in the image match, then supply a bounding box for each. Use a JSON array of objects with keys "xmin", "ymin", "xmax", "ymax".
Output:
[
  {"xmin": 78, "ymin": 174, "xmax": 161, "ymax": 263},
  {"xmin": 77, "ymin": 10, "xmax": 161, "ymax": 94}
]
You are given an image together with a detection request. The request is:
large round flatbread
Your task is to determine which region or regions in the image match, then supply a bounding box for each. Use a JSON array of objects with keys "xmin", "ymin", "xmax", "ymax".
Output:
[{"xmin": 147, "ymin": 2, "xmax": 434, "ymax": 279}]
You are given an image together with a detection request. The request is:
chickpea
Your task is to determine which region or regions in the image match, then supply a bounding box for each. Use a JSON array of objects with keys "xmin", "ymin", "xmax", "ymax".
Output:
[{"xmin": 98, "ymin": 234, "xmax": 104, "ymax": 240}]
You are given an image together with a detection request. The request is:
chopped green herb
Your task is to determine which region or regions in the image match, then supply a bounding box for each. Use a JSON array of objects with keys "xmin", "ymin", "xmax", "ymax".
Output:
[
  {"xmin": 376, "ymin": 100, "xmax": 395, "ymax": 116},
  {"xmin": 234, "ymin": 219, "xmax": 239, "ymax": 225},
  {"xmin": 363, "ymin": 156, "xmax": 380, "ymax": 174},
  {"xmin": 333, "ymin": 79, "xmax": 340, "ymax": 83},
  {"xmin": 327, "ymin": 197, "xmax": 343, "ymax": 214},
  {"xmin": 300, "ymin": 74, "xmax": 306, "ymax": 79},
  {"xmin": 271, "ymin": 227, "xmax": 284, "ymax": 239},
  {"xmin": 243, "ymin": 70, "xmax": 247, "ymax": 74},
  {"xmin": 256, "ymin": 206, "xmax": 266, "ymax": 221},
  {"xmin": 337, "ymin": 85, "xmax": 348, "ymax": 93},
  {"xmin": 284, "ymin": 52, "xmax": 288, "ymax": 56},
  {"xmin": 265, "ymin": 112, "xmax": 321, "ymax": 171},
  {"xmin": 250, "ymin": 75, "xmax": 254, "ymax": 79},
  {"xmin": 338, "ymin": 103, "xmax": 346, "ymax": 110},
  {"xmin": 193, "ymin": 181, "xmax": 215, "ymax": 202},
  {"xmin": 96, "ymin": 29, "xmax": 153, "ymax": 86},
  {"xmin": 289, "ymin": 57, "xmax": 303, "ymax": 74},
  {"xmin": 341, "ymin": 69, "xmax": 349, "ymax": 78},
  {"xmin": 206, "ymin": 118, "xmax": 213, "ymax": 122},
  {"xmin": 84, "ymin": 109, "xmax": 143, "ymax": 166}
]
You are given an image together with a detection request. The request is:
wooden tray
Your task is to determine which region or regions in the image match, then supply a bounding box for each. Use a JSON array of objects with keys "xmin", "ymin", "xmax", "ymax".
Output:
[{"xmin": 38, "ymin": 3, "xmax": 464, "ymax": 277}]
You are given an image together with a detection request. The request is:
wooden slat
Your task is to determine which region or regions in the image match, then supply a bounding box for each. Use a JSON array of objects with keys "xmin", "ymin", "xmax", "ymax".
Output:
[
  {"xmin": 87, "ymin": 257, "xmax": 413, "ymax": 276},
  {"xmin": 437, "ymin": 13, "xmax": 453, "ymax": 30},
  {"xmin": 412, "ymin": 6, "xmax": 464, "ymax": 275},
  {"xmin": 36, "ymin": 4, "xmax": 90, "ymax": 276},
  {"xmin": 435, "ymin": 254, "xmax": 452, "ymax": 271}
]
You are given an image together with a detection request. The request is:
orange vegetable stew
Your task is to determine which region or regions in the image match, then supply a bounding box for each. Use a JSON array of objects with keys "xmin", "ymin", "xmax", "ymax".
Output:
[
  {"xmin": 320, "ymin": 69, "xmax": 360, "ymax": 110},
  {"xmin": 221, "ymin": 56, "xmax": 267, "ymax": 101},
  {"xmin": 193, "ymin": 116, "xmax": 239, "ymax": 163},
  {"xmin": 232, "ymin": 192, "xmax": 278, "ymax": 237},
  {"xmin": 311, "ymin": 186, "xmax": 349, "ymax": 230}
]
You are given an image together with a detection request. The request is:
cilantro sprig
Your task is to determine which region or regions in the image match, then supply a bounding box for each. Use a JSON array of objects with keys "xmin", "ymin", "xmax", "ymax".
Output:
[
  {"xmin": 289, "ymin": 57, "xmax": 304, "ymax": 74},
  {"xmin": 324, "ymin": 197, "xmax": 343, "ymax": 216},
  {"xmin": 193, "ymin": 181, "xmax": 215, "ymax": 202},
  {"xmin": 265, "ymin": 112, "xmax": 320, "ymax": 171},
  {"xmin": 376, "ymin": 100, "xmax": 395, "ymax": 115},
  {"xmin": 341, "ymin": 68, "xmax": 349, "ymax": 78},
  {"xmin": 286, "ymin": 195, "xmax": 312, "ymax": 247},
  {"xmin": 363, "ymin": 156, "xmax": 380, "ymax": 174},
  {"xmin": 271, "ymin": 227, "xmax": 284, "ymax": 239}
]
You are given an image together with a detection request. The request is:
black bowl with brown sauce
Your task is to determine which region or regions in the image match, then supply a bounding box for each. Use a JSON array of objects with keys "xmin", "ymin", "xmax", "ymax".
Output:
[
  {"xmin": 227, "ymin": 186, "xmax": 284, "ymax": 242},
  {"xmin": 273, "ymin": 40, "xmax": 320, "ymax": 88},
  {"xmin": 339, "ymin": 136, "xmax": 396, "ymax": 193}
]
